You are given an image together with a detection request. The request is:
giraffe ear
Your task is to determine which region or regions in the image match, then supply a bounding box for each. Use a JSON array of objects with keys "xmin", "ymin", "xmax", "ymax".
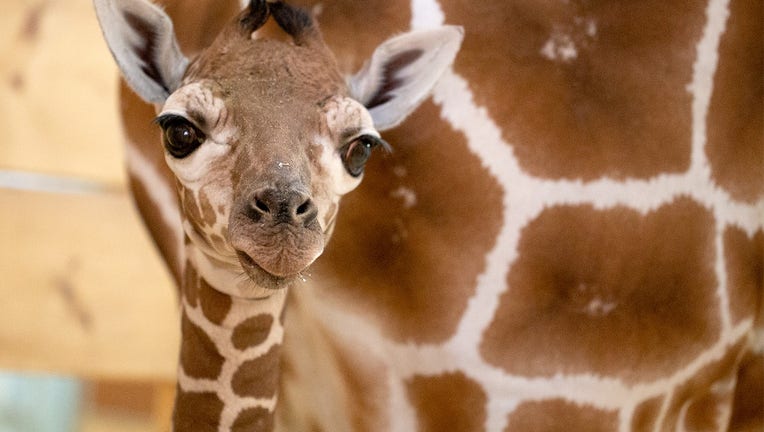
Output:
[
  {"xmin": 348, "ymin": 26, "xmax": 463, "ymax": 131},
  {"xmin": 94, "ymin": 0, "xmax": 189, "ymax": 104}
]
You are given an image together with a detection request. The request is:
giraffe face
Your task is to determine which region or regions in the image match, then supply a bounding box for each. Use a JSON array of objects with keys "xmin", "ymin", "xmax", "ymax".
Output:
[
  {"xmin": 153, "ymin": 19, "xmax": 386, "ymax": 293},
  {"xmin": 94, "ymin": 0, "xmax": 462, "ymax": 297}
]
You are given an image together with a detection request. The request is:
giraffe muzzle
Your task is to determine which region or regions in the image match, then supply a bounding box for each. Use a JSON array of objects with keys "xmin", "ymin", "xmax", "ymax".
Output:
[
  {"xmin": 229, "ymin": 186, "xmax": 325, "ymax": 284},
  {"xmin": 247, "ymin": 187, "xmax": 318, "ymax": 227}
]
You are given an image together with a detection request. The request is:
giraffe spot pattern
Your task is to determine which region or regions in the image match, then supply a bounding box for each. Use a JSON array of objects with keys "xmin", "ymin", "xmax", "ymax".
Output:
[
  {"xmin": 481, "ymin": 198, "xmax": 720, "ymax": 382},
  {"xmin": 504, "ymin": 399, "xmax": 618, "ymax": 432},
  {"xmin": 405, "ymin": 371, "xmax": 487, "ymax": 432},
  {"xmin": 682, "ymin": 390, "xmax": 734, "ymax": 431},
  {"xmin": 111, "ymin": 1, "xmax": 764, "ymax": 430},
  {"xmin": 631, "ymin": 396, "xmax": 664, "ymax": 431},
  {"xmin": 723, "ymin": 227, "xmax": 763, "ymax": 326},
  {"xmin": 231, "ymin": 314, "xmax": 274, "ymax": 350},
  {"xmin": 315, "ymin": 100, "xmax": 503, "ymax": 343},
  {"xmin": 183, "ymin": 262, "xmax": 199, "ymax": 308},
  {"xmin": 172, "ymin": 388, "xmax": 224, "ymax": 432},
  {"xmin": 182, "ymin": 186, "xmax": 205, "ymax": 231},
  {"xmin": 199, "ymin": 187, "xmax": 218, "ymax": 227},
  {"xmin": 439, "ymin": 0, "xmax": 705, "ymax": 180},
  {"xmin": 209, "ymin": 233, "xmax": 228, "ymax": 253},
  {"xmin": 297, "ymin": 1, "xmax": 502, "ymax": 343},
  {"xmin": 729, "ymin": 351, "xmax": 764, "ymax": 431},
  {"xmin": 179, "ymin": 311, "xmax": 224, "ymax": 380},
  {"xmin": 705, "ymin": 0, "xmax": 763, "ymax": 203},
  {"xmin": 231, "ymin": 345, "xmax": 281, "ymax": 399},
  {"xmin": 231, "ymin": 407, "xmax": 273, "ymax": 432},
  {"xmin": 660, "ymin": 340, "xmax": 746, "ymax": 431},
  {"xmin": 198, "ymin": 277, "xmax": 232, "ymax": 325}
]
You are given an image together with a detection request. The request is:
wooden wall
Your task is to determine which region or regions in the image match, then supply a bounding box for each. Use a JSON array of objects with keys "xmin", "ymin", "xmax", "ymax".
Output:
[{"xmin": 0, "ymin": 0, "xmax": 178, "ymax": 385}]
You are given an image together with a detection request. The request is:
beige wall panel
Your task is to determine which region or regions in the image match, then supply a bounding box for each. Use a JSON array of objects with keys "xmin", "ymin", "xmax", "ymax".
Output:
[
  {"xmin": 0, "ymin": 188, "xmax": 178, "ymax": 380},
  {"xmin": 0, "ymin": 0, "xmax": 125, "ymax": 185}
]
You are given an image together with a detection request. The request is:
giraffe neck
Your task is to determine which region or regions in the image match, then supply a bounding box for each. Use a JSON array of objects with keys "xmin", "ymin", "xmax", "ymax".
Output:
[{"xmin": 173, "ymin": 244, "xmax": 287, "ymax": 432}]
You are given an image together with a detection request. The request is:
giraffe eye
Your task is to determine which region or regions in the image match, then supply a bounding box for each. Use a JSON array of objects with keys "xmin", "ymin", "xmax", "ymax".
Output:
[
  {"xmin": 340, "ymin": 135, "xmax": 388, "ymax": 177},
  {"xmin": 156, "ymin": 114, "xmax": 206, "ymax": 158}
]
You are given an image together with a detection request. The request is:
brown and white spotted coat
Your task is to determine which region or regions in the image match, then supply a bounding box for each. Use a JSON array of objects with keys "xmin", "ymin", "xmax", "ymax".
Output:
[{"xmin": 100, "ymin": 0, "xmax": 762, "ymax": 431}]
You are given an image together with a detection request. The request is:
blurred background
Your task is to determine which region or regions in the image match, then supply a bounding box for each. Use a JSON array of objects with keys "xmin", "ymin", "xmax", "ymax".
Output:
[{"xmin": 1, "ymin": 0, "xmax": 179, "ymax": 430}]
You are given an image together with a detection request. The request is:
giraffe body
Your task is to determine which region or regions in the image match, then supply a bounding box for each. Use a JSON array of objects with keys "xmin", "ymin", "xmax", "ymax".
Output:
[{"xmin": 96, "ymin": 0, "xmax": 763, "ymax": 430}]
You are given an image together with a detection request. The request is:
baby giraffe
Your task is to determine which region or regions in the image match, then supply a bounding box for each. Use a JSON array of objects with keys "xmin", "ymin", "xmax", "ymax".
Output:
[{"xmin": 93, "ymin": 0, "xmax": 461, "ymax": 430}]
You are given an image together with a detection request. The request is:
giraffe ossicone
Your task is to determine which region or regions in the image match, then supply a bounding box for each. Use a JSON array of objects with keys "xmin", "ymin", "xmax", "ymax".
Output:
[{"xmin": 94, "ymin": 0, "xmax": 461, "ymax": 430}]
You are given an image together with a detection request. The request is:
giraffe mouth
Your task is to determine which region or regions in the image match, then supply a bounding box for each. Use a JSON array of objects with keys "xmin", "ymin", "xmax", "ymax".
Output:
[{"xmin": 236, "ymin": 250, "xmax": 297, "ymax": 290}]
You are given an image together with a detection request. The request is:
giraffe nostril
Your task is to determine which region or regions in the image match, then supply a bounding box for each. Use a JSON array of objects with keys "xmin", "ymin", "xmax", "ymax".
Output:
[
  {"xmin": 247, "ymin": 187, "xmax": 317, "ymax": 226},
  {"xmin": 254, "ymin": 197, "xmax": 270, "ymax": 214},
  {"xmin": 296, "ymin": 199, "xmax": 311, "ymax": 216},
  {"xmin": 294, "ymin": 198, "xmax": 318, "ymax": 227}
]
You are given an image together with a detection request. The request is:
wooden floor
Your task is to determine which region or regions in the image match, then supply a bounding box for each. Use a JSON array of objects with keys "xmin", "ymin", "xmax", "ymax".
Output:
[{"xmin": 1, "ymin": 0, "xmax": 179, "ymax": 430}]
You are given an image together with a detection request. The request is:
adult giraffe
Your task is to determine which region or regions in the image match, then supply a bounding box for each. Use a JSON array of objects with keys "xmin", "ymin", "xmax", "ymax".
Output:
[{"xmin": 97, "ymin": 0, "xmax": 763, "ymax": 431}]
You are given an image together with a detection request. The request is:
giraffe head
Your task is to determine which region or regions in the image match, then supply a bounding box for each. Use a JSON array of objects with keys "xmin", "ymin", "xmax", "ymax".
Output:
[{"xmin": 95, "ymin": 0, "xmax": 462, "ymax": 296}]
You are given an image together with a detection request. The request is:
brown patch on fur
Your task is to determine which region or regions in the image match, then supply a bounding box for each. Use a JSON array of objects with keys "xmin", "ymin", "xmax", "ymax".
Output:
[
  {"xmin": 231, "ymin": 407, "xmax": 274, "ymax": 432},
  {"xmin": 209, "ymin": 233, "xmax": 228, "ymax": 252},
  {"xmin": 198, "ymin": 278, "xmax": 232, "ymax": 325},
  {"xmin": 504, "ymin": 399, "xmax": 618, "ymax": 432},
  {"xmin": 314, "ymin": 101, "xmax": 503, "ymax": 343},
  {"xmin": 661, "ymin": 340, "xmax": 746, "ymax": 431},
  {"xmin": 439, "ymin": 0, "xmax": 705, "ymax": 180},
  {"xmin": 481, "ymin": 198, "xmax": 720, "ymax": 382},
  {"xmin": 179, "ymin": 311, "xmax": 224, "ymax": 379},
  {"xmin": 182, "ymin": 186, "xmax": 205, "ymax": 228},
  {"xmin": 231, "ymin": 345, "xmax": 281, "ymax": 398},
  {"xmin": 172, "ymin": 388, "xmax": 224, "ymax": 432},
  {"xmin": 183, "ymin": 263, "xmax": 200, "ymax": 307},
  {"xmin": 631, "ymin": 396, "xmax": 663, "ymax": 431},
  {"xmin": 292, "ymin": 0, "xmax": 411, "ymax": 73},
  {"xmin": 684, "ymin": 392, "xmax": 733, "ymax": 431},
  {"xmin": 405, "ymin": 372, "xmax": 487, "ymax": 432},
  {"xmin": 724, "ymin": 227, "xmax": 763, "ymax": 325},
  {"xmin": 729, "ymin": 351, "xmax": 764, "ymax": 431},
  {"xmin": 706, "ymin": 0, "xmax": 763, "ymax": 202},
  {"xmin": 199, "ymin": 188, "xmax": 218, "ymax": 226},
  {"xmin": 163, "ymin": 0, "xmax": 243, "ymax": 57},
  {"xmin": 232, "ymin": 314, "xmax": 274, "ymax": 350},
  {"xmin": 309, "ymin": 419, "xmax": 325, "ymax": 432}
]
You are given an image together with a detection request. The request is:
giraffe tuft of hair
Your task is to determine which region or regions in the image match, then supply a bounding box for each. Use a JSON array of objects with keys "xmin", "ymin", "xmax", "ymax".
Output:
[
  {"xmin": 240, "ymin": 0, "xmax": 270, "ymax": 33},
  {"xmin": 269, "ymin": 1, "xmax": 315, "ymax": 43}
]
